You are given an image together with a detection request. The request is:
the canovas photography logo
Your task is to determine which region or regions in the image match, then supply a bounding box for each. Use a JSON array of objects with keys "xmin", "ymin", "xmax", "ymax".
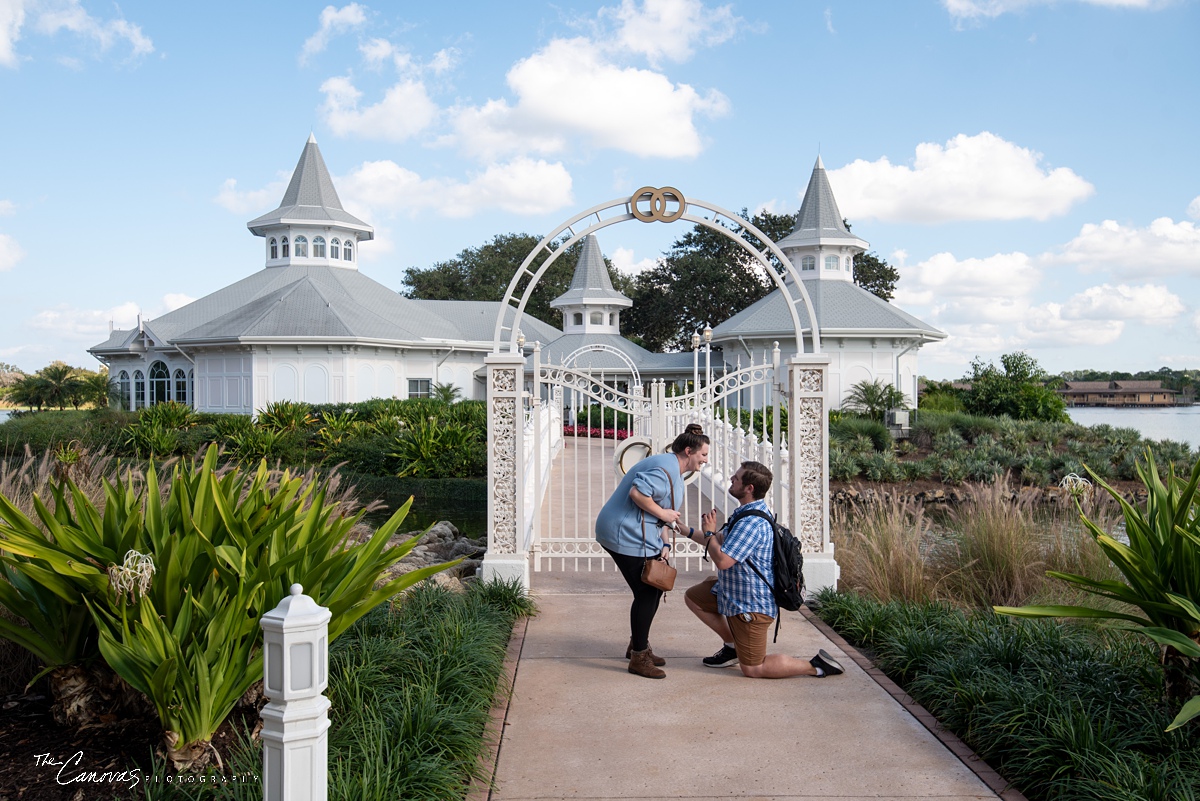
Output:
[
  {"xmin": 32, "ymin": 751, "xmax": 142, "ymax": 790},
  {"xmin": 31, "ymin": 752, "xmax": 262, "ymax": 790}
]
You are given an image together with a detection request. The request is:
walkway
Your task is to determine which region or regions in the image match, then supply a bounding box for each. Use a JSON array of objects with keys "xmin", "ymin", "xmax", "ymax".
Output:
[{"xmin": 486, "ymin": 437, "xmax": 1015, "ymax": 800}]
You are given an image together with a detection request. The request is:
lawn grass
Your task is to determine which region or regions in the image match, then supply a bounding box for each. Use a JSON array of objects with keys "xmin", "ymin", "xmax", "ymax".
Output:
[
  {"xmin": 140, "ymin": 578, "xmax": 534, "ymax": 800},
  {"xmin": 813, "ymin": 590, "xmax": 1200, "ymax": 801}
]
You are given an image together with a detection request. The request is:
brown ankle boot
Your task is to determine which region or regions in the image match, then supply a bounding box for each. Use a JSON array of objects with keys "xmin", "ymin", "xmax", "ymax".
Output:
[
  {"xmin": 625, "ymin": 640, "xmax": 666, "ymax": 666},
  {"xmin": 628, "ymin": 648, "xmax": 666, "ymax": 679}
]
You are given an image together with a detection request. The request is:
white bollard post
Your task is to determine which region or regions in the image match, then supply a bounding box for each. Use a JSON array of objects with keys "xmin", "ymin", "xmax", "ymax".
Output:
[{"xmin": 260, "ymin": 584, "xmax": 331, "ymax": 801}]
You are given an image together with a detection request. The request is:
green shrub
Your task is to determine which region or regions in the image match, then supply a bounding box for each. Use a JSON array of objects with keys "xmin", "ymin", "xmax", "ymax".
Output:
[
  {"xmin": 931, "ymin": 428, "xmax": 966, "ymax": 456},
  {"xmin": 831, "ymin": 416, "xmax": 891, "ymax": 453},
  {"xmin": 257, "ymin": 399, "xmax": 316, "ymax": 433},
  {"xmin": 0, "ymin": 445, "xmax": 457, "ymax": 771},
  {"xmin": 829, "ymin": 446, "xmax": 860, "ymax": 481},
  {"xmin": 900, "ymin": 458, "xmax": 933, "ymax": 481},
  {"xmin": 862, "ymin": 451, "xmax": 902, "ymax": 482}
]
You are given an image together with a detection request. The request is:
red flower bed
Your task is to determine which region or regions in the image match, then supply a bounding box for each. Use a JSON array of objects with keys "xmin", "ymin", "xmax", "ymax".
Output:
[{"xmin": 563, "ymin": 425, "xmax": 631, "ymax": 440}]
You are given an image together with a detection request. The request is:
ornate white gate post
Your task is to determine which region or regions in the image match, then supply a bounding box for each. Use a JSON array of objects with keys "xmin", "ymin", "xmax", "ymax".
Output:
[
  {"xmin": 260, "ymin": 584, "xmax": 330, "ymax": 801},
  {"xmin": 788, "ymin": 355, "xmax": 837, "ymax": 592},
  {"xmin": 484, "ymin": 353, "xmax": 530, "ymax": 588}
]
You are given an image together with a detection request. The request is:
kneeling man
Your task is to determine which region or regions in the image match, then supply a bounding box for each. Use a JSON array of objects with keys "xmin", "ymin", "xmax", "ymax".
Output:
[{"xmin": 682, "ymin": 461, "xmax": 844, "ymax": 679}]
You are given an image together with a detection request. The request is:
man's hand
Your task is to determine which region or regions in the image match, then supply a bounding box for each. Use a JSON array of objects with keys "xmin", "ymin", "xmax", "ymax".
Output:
[{"xmin": 701, "ymin": 508, "xmax": 719, "ymax": 534}]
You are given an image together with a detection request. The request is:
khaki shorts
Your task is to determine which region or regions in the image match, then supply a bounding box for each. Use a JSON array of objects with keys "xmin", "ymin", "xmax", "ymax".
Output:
[{"xmin": 685, "ymin": 576, "xmax": 774, "ymax": 667}]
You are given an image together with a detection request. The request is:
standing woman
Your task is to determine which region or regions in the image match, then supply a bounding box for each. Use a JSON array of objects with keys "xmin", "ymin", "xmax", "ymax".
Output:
[{"xmin": 596, "ymin": 423, "xmax": 710, "ymax": 678}]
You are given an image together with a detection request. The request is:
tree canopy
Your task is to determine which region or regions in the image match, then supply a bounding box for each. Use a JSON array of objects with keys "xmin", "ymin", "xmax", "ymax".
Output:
[
  {"xmin": 964, "ymin": 352, "xmax": 1068, "ymax": 422},
  {"xmin": 402, "ymin": 233, "xmax": 631, "ymax": 330},
  {"xmin": 852, "ymin": 251, "xmax": 900, "ymax": 301},
  {"xmin": 623, "ymin": 209, "xmax": 795, "ymax": 351}
]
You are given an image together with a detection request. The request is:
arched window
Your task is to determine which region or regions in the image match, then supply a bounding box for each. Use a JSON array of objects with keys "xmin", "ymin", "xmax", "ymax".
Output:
[
  {"xmin": 281, "ymin": 237, "xmax": 289, "ymax": 258},
  {"xmin": 188, "ymin": 370, "xmax": 194, "ymax": 408},
  {"xmin": 845, "ymin": 256, "xmax": 853, "ymax": 271},
  {"xmin": 330, "ymin": 238, "xmax": 341, "ymax": 259},
  {"xmin": 590, "ymin": 312, "xmax": 603, "ymax": 325},
  {"xmin": 824, "ymin": 255, "xmax": 839, "ymax": 271},
  {"xmin": 269, "ymin": 238, "xmax": 278, "ymax": 259},
  {"xmin": 133, "ymin": 370, "xmax": 146, "ymax": 410},
  {"xmin": 149, "ymin": 361, "xmax": 169, "ymax": 406},
  {"xmin": 572, "ymin": 313, "xmax": 583, "ymax": 326},
  {"xmin": 118, "ymin": 370, "xmax": 131, "ymax": 411},
  {"xmin": 173, "ymin": 369, "xmax": 188, "ymax": 405},
  {"xmin": 801, "ymin": 256, "xmax": 816, "ymax": 271},
  {"xmin": 313, "ymin": 236, "xmax": 326, "ymax": 258},
  {"xmin": 294, "ymin": 236, "xmax": 308, "ymax": 258},
  {"xmin": 608, "ymin": 313, "xmax": 615, "ymax": 325},
  {"xmin": 343, "ymin": 241, "xmax": 353, "ymax": 261}
]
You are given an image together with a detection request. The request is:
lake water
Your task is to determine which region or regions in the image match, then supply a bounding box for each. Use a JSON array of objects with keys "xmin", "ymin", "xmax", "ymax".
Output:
[
  {"xmin": 0, "ymin": 410, "xmax": 10, "ymax": 424},
  {"xmin": 1066, "ymin": 406, "xmax": 1199, "ymax": 451}
]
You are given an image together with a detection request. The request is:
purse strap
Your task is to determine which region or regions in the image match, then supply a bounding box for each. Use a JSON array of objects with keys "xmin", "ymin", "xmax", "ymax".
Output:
[{"xmin": 640, "ymin": 466, "xmax": 678, "ymax": 556}]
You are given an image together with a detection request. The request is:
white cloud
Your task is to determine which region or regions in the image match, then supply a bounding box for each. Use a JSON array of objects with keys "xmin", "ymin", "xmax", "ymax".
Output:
[
  {"xmin": 829, "ymin": 132, "xmax": 1094, "ymax": 223},
  {"xmin": 29, "ymin": 293, "xmax": 193, "ymax": 341},
  {"xmin": 2, "ymin": 0, "xmax": 152, "ymax": 67},
  {"xmin": 213, "ymin": 177, "xmax": 288, "ymax": 215},
  {"xmin": 338, "ymin": 157, "xmax": 573, "ymax": 218},
  {"xmin": 162, "ymin": 293, "xmax": 195, "ymax": 312},
  {"xmin": 824, "ymin": 7, "xmax": 836, "ymax": 33},
  {"xmin": 610, "ymin": 247, "xmax": 661, "ymax": 276},
  {"xmin": 451, "ymin": 36, "xmax": 728, "ymax": 160},
  {"xmin": 31, "ymin": 300, "xmax": 140, "ymax": 340},
  {"xmin": 0, "ymin": 199, "xmax": 14, "ymax": 215},
  {"xmin": 894, "ymin": 251, "xmax": 1042, "ymax": 315},
  {"xmin": 0, "ymin": 0, "xmax": 27, "ymax": 67},
  {"xmin": 1060, "ymin": 283, "xmax": 1185, "ymax": 324},
  {"xmin": 359, "ymin": 36, "xmax": 398, "ymax": 69},
  {"xmin": 944, "ymin": 0, "xmax": 1165, "ymax": 21},
  {"xmin": 1015, "ymin": 303, "xmax": 1126, "ymax": 346},
  {"xmin": 1187, "ymin": 195, "xmax": 1200, "ymax": 220},
  {"xmin": 0, "ymin": 233, "xmax": 25, "ymax": 271},
  {"xmin": 428, "ymin": 47, "xmax": 459, "ymax": 75},
  {"xmin": 300, "ymin": 3, "xmax": 366, "ymax": 64},
  {"xmin": 35, "ymin": 1, "xmax": 153, "ymax": 59},
  {"xmin": 319, "ymin": 75, "xmax": 438, "ymax": 141},
  {"xmin": 1193, "ymin": 311, "xmax": 1200, "ymax": 336},
  {"xmin": 600, "ymin": 0, "xmax": 741, "ymax": 66},
  {"xmin": 1052, "ymin": 217, "xmax": 1200, "ymax": 277}
]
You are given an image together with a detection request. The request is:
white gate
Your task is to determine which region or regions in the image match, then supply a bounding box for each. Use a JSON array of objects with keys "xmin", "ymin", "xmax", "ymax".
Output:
[
  {"xmin": 531, "ymin": 345, "xmax": 788, "ymax": 573},
  {"xmin": 483, "ymin": 187, "xmax": 835, "ymax": 591}
]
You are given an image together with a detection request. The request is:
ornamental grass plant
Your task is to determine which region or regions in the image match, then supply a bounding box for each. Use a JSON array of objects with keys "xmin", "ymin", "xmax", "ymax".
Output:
[
  {"xmin": 140, "ymin": 579, "xmax": 536, "ymax": 800},
  {"xmin": 814, "ymin": 591, "xmax": 1200, "ymax": 801}
]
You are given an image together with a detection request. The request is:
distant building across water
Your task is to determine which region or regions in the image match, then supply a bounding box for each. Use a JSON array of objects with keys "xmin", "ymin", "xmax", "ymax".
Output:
[{"xmin": 1057, "ymin": 380, "xmax": 1180, "ymax": 408}]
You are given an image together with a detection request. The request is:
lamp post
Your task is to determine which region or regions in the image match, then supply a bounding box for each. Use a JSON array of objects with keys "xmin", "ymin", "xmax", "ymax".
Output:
[
  {"xmin": 691, "ymin": 331, "xmax": 700, "ymax": 400},
  {"xmin": 703, "ymin": 323, "xmax": 712, "ymax": 388}
]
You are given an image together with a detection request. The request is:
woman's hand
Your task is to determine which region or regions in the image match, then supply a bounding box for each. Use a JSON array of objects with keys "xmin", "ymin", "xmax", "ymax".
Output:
[
  {"xmin": 660, "ymin": 544, "xmax": 671, "ymax": 560},
  {"xmin": 659, "ymin": 508, "xmax": 682, "ymax": 527}
]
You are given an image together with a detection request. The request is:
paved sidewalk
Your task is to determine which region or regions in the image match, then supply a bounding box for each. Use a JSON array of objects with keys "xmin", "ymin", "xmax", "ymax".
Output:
[{"xmin": 487, "ymin": 569, "xmax": 1005, "ymax": 801}]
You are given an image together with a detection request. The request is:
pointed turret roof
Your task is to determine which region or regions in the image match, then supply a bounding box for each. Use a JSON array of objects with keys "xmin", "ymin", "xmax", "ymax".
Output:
[
  {"xmin": 549, "ymin": 235, "xmax": 632, "ymax": 308},
  {"xmin": 777, "ymin": 156, "xmax": 867, "ymax": 251},
  {"xmin": 247, "ymin": 135, "xmax": 373, "ymax": 238}
]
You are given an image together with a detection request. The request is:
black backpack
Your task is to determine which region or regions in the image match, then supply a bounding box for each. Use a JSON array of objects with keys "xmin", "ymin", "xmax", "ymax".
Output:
[{"xmin": 726, "ymin": 508, "xmax": 806, "ymax": 641}]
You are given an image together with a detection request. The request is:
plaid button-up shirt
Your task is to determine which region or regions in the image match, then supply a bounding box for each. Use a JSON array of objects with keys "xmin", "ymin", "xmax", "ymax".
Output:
[{"xmin": 715, "ymin": 499, "xmax": 776, "ymax": 618}]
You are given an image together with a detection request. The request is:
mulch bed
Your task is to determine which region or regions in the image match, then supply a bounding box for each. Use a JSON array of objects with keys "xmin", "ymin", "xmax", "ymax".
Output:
[{"xmin": 0, "ymin": 691, "xmax": 260, "ymax": 800}]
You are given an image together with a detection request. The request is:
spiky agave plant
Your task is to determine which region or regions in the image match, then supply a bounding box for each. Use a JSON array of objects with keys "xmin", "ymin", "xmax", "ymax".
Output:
[
  {"xmin": 1, "ymin": 445, "xmax": 459, "ymax": 770},
  {"xmin": 996, "ymin": 451, "xmax": 1200, "ymax": 731}
]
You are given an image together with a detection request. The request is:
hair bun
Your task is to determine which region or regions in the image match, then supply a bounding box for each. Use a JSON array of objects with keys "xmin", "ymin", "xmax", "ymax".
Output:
[{"xmin": 684, "ymin": 423, "xmax": 704, "ymax": 435}]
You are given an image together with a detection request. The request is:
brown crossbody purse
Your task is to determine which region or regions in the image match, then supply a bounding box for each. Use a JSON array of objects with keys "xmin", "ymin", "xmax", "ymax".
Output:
[{"xmin": 639, "ymin": 467, "xmax": 678, "ymax": 592}]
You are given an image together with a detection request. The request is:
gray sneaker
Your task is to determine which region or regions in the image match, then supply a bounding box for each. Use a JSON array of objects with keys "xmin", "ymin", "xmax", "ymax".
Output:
[
  {"xmin": 809, "ymin": 649, "xmax": 844, "ymax": 677},
  {"xmin": 703, "ymin": 644, "xmax": 738, "ymax": 668}
]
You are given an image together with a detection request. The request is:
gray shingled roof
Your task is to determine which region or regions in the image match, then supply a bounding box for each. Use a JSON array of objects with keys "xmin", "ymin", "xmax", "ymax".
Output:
[
  {"xmin": 246, "ymin": 135, "xmax": 373, "ymax": 236},
  {"xmin": 711, "ymin": 280, "xmax": 945, "ymax": 340},
  {"xmin": 408, "ymin": 300, "xmax": 561, "ymax": 344},
  {"xmin": 777, "ymin": 156, "xmax": 867, "ymax": 250},
  {"xmin": 530, "ymin": 333, "xmax": 695, "ymax": 374},
  {"xmin": 549, "ymin": 235, "xmax": 631, "ymax": 308}
]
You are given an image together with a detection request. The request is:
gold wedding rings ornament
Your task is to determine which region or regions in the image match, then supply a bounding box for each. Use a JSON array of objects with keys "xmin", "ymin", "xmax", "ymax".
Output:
[{"xmin": 630, "ymin": 186, "xmax": 686, "ymax": 223}]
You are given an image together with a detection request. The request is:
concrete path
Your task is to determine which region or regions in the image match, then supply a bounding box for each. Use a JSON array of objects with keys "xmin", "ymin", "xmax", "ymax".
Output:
[{"xmin": 487, "ymin": 568, "xmax": 1005, "ymax": 801}]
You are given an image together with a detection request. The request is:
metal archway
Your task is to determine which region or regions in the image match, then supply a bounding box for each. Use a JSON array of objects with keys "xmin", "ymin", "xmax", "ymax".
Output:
[
  {"xmin": 490, "ymin": 187, "xmax": 822, "ymax": 356},
  {"xmin": 562, "ymin": 343, "xmax": 642, "ymax": 389}
]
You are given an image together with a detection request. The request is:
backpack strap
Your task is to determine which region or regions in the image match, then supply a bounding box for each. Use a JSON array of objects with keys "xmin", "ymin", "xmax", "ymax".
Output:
[{"xmin": 728, "ymin": 507, "xmax": 785, "ymax": 643}]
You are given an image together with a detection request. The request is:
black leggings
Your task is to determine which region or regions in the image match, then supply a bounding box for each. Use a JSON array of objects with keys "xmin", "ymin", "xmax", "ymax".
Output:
[{"xmin": 605, "ymin": 548, "xmax": 664, "ymax": 652}]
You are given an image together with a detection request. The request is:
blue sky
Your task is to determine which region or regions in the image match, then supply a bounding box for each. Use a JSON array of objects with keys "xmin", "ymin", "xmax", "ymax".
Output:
[{"xmin": 1, "ymin": 0, "xmax": 1197, "ymax": 381}]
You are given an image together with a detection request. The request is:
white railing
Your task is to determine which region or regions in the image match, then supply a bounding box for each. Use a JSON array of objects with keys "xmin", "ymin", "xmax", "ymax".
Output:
[{"xmin": 522, "ymin": 401, "xmax": 562, "ymax": 552}]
